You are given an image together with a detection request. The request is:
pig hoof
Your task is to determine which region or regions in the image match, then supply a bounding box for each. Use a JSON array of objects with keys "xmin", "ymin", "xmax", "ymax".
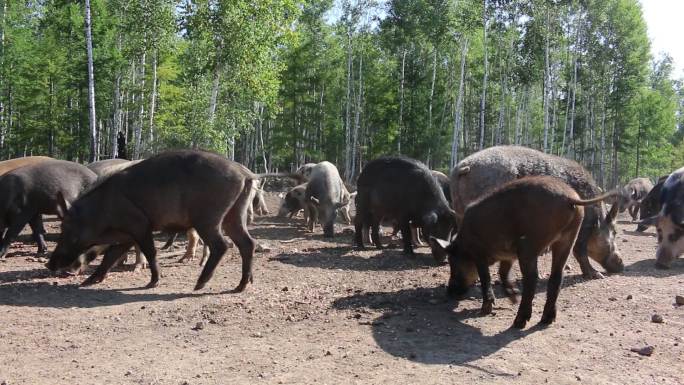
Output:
[
  {"xmin": 480, "ymin": 301, "xmax": 494, "ymax": 315},
  {"xmin": 512, "ymin": 318, "xmax": 527, "ymax": 329},
  {"xmin": 582, "ymin": 270, "xmax": 604, "ymax": 280},
  {"xmin": 504, "ymin": 288, "xmax": 519, "ymax": 303},
  {"xmin": 539, "ymin": 313, "xmax": 556, "ymax": 326},
  {"xmin": 194, "ymin": 281, "xmax": 207, "ymax": 291},
  {"xmin": 133, "ymin": 264, "xmax": 146, "ymax": 272},
  {"xmin": 81, "ymin": 276, "xmax": 103, "ymax": 287},
  {"xmin": 145, "ymin": 280, "xmax": 159, "ymax": 289}
]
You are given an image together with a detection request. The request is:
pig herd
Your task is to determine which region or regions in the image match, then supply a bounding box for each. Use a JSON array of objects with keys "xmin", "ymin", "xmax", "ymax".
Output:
[{"xmin": 0, "ymin": 145, "xmax": 680, "ymax": 330}]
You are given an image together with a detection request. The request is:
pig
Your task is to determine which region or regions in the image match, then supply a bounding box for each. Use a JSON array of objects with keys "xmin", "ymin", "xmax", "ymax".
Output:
[
  {"xmin": 296, "ymin": 163, "xmax": 317, "ymax": 180},
  {"xmin": 305, "ymin": 162, "xmax": 351, "ymax": 237},
  {"xmin": 0, "ymin": 156, "xmax": 53, "ymax": 175},
  {"xmin": 616, "ymin": 177, "xmax": 653, "ymax": 220},
  {"xmin": 46, "ymin": 150, "xmax": 261, "ymax": 292},
  {"xmin": 639, "ymin": 167, "xmax": 684, "ymax": 268},
  {"xmin": 636, "ymin": 176, "xmax": 668, "ymax": 232},
  {"xmin": 85, "ymin": 158, "xmax": 146, "ymax": 270},
  {"xmin": 0, "ymin": 160, "xmax": 97, "ymax": 258},
  {"xmin": 86, "ymin": 158, "xmax": 141, "ymax": 177},
  {"xmin": 354, "ymin": 156, "xmax": 456, "ymax": 261},
  {"xmin": 451, "ymin": 145, "xmax": 624, "ymax": 279},
  {"xmin": 278, "ymin": 183, "xmax": 310, "ymax": 220},
  {"xmin": 432, "ymin": 176, "xmax": 617, "ymax": 329}
]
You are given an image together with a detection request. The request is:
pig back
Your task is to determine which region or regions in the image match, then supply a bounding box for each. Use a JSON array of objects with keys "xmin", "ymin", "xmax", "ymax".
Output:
[
  {"xmin": 0, "ymin": 156, "xmax": 53, "ymax": 176},
  {"xmin": 451, "ymin": 146, "xmax": 603, "ymax": 223},
  {"xmin": 305, "ymin": 162, "xmax": 346, "ymax": 205}
]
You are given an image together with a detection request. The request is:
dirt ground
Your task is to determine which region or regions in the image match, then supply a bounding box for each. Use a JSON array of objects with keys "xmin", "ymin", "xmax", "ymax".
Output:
[{"xmin": 0, "ymin": 192, "xmax": 682, "ymax": 385}]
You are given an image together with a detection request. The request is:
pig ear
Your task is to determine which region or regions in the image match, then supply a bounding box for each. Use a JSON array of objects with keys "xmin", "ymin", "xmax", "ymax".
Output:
[
  {"xmin": 55, "ymin": 191, "xmax": 71, "ymax": 218},
  {"xmin": 422, "ymin": 212, "xmax": 438, "ymax": 226},
  {"xmin": 429, "ymin": 236, "xmax": 451, "ymax": 253},
  {"xmin": 638, "ymin": 215, "xmax": 658, "ymax": 228},
  {"xmin": 606, "ymin": 200, "xmax": 619, "ymax": 224}
]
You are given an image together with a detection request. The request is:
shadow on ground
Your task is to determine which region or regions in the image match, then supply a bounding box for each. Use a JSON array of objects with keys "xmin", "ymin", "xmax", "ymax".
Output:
[
  {"xmin": 0, "ymin": 280, "xmax": 224, "ymax": 309},
  {"xmin": 332, "ymin": 286, "xmax": 541, "ymax": 366},
  {"xmin": 623, "ymin": 258, "xmax": 684, "ymax": 278},
  {"xmin": 271, "ymin": 246, "xmax": 440, "ymax": 272}
]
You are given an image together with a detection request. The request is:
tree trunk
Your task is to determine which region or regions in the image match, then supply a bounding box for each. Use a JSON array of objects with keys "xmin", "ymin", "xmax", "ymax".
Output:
[
  {"xmin": 542, "ymin": 7, "xmax": 551, "ymax": 153},
  {"xmin": 398, "ymin": 49, "xmax": 406, "ymax": 153},
  {"xmin": 479, "ymin": 0, "xmax": 488, "ymax": 150},
  {"xmin": 351, "ymin": 53, "xmax": 363, "ymax": 183},
  {"xmin": 148, "ymin": 49, "xmax": 158, "ymax": 155},
  {"xmin": 0, "ymin": 0, "xmax": 6, "ymax": 155},
  {"xmin": 428, "ymin": 48, "xmax": 437, "ymax": 141},
  {"xmin": 84, "ymin": 0, "xmax": 97, "ymax": 162},
  {"xmin": 111, "ymin": 71, "xmax": 121, "ymax": 159},
  {"xmin": 344, "ymin": 26, "xmax": 353, "ymax": 180},
  {"xmin": 133, "ymin": 51, "xmax": 146, "ymax": 159},
  {"xmin": 567, "ymin": 55, "xmax": 577, "ymax": 159},
  {"xmin": 450, "ymin": 38, "xmax": 468, "ymax": 168}
]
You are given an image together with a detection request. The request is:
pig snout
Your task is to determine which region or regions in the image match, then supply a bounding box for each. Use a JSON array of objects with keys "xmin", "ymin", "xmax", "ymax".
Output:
[
  {"xmin": 655, "ymin": 247, "xmax": 675, "ymax": 269},
  {"xmin": 277, "ymin": 205, "xmax": 291, "ymax": 217},
  {"xmin": 603, "ymin": 252, "xmax": 624, "ymax": 273}
]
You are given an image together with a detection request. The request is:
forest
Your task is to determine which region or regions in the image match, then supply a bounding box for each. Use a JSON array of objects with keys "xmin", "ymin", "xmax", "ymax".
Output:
[{"xmin": 1, "ymin": 0, "xmax": 683, "ymax": 188}]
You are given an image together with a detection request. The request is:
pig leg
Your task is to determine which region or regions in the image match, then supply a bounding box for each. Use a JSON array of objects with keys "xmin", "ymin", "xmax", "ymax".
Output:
[
  {"xmin": 399, "ymin": 220, "xmax": 414, "ymax": 256},
  {"xmin": 540, "ymin": 239, "xmax": 573, "ymax": 326},
  {"xmin": 0, "ymin": 212, "xmax": 33, "ymax": 258},
  {"xmin": 628, "ymin": 204, "xmax": 639, "ymax": 221},
  {"xmin": 370, "ymin": 219, "xmax": 384, "ymax": 249},
  {"xmin": 178, "ymin": 229, "xmax": 200, "ymax": 263},
  {"xmin": 498, "ymin": 260, "xmax": 519, "ymax": 303},
  {"xmin": 410, "ymin": 225, "xmax": 424, "ymax": 247},
  {"xmin": 135, "ymin": 232, "xmax": 161, "ymax": 288},
  {"xmin": 132, "ymin": 244, "xmax": 146, "ymax": 272},
  {"xmin": 306, "ymin": 204, "xmax": 317, "ymax": 232},
  {"xmin": 224, "ymin": 221, "xmax": 256, "ymax": 292},
  {"xmin": 28, "ymin": 215, "xmax": 48, "ymax": 256},
  {"xmin": 81, "ymin": 243, "xmax": 132, "ymax": 286},
  {"xmin": 572, "ymin": 228, "xmax": 603, "ymax": 279},
  {"xmin": 476, "ymin": 258, "xmax": 496, "ymax": 315},
  {"xmin": 161, "ymin": 233, "xmax": 179, "ymax": 250},
  {"xmin": 513, "ymin": 242, "xmax": 539, "ymax": 329},
  {"xmin": 194, "ymin": 227, "xmax": 228, "ymax": 291},
  {"xmin": 353, "ymin": 213, "xmax": 366, "ymax": 248}
]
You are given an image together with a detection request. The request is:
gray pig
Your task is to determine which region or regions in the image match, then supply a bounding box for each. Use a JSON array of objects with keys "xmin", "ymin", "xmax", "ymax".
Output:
[
  {"xmin": 305, "ymin": 161, "xmax": 351, "ymax": 237},
  {"xmin": 617, "ymin": 177, "xmax": 653, "ymax": 220},
  {"xmin": 450, "ymin": 145, "xmax": 623, "ymax": 279},
  {"xmin": 47, "ymin": 150, "xmax": 259, "ymax": 292},
  {"xmin": 0, "ymin": 160, "xmax": 97, "ymax": 258}
]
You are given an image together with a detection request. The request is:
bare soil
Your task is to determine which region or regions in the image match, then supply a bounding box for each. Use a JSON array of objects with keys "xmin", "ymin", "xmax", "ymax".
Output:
[{"xmin": 0, "ymin": 193, "xmax": 682, "ymax": 385}]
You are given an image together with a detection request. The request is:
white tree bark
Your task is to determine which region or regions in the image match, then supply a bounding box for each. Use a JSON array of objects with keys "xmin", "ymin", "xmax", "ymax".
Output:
[
  {"xmin": 133, "ymin": 51, "xmax": 146, "ymax": 159},
  {"xmin": 479, "ymin": 0, "xmax": 488, "ymax": 150},
  {"xmin": 148, "ymin": 49, "xmax": 158, "ymax": 154},
  {"xmin": 398, "ymin": 49, "xmax": 406, "ymax": 153},
  {"xmin": 84, "ymin": 0, "xmax": 98, "ymax": 162},
  {"xmin": 451, "ymin": 38, "xmax": 468, "ymax": 168}
]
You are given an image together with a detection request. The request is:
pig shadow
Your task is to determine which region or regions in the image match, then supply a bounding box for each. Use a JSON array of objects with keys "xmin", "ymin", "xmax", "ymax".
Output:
[
  {"xmin": 332, "ymin": 286, "xmax": 540, "ymax": 366},
  {"xmin": 0, "ymin": 281, "xmax": 218, "ymax": 309},
  {"xmin": 271, "ymin": 248, "xmax": 439, "ymax": 272},
  {"xmin": 623, "ymin": 258, "xmax": 684, "ymax": 278}
]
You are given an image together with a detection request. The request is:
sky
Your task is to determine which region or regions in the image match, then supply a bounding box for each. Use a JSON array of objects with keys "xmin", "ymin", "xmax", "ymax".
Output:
[{"xmin": 639, "ymin": 0, "xmax": 684, "ymax": 77}]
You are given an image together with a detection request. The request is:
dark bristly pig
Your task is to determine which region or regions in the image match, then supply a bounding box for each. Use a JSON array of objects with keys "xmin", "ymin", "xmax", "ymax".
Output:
[
  {"xmin": 432, "ymin": 176, "xmax": 617, "ymax": 329},
  {"xmin": 450, "ymin": 145, "xmax": 623, "ymax": 279},
  {"xmin": 354, "ymin": 156, "xmax": 456, "ymax": 261},
  {"xmin": 636, "ymin": 175, "xmax": 668, "ymax": 232},
  {"xmin": 47, "ymin": 150, "xmax": 259, "ymax": 292},
  {"xmin": 639, "ymin": 167, "xmax": 684, "ymax": 268},
  {"xmin": 305, "ymin": 162, "xmax": 352, "ymax": 237},
  {"xmin": 0, "ymin": 160, "xmax": 97, "ymax": 258}
]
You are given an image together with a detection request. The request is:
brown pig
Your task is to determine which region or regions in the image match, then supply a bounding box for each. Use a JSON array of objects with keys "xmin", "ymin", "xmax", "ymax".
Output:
[{"xmin": 432, "ymin": 176, "xmax": 616, "ymax": 329}]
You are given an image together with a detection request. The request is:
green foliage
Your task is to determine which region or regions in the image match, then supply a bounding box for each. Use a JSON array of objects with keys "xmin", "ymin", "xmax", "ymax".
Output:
[{"xmin": 0, "ymin": 0, "xmax": 682, "ymax": 186}]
